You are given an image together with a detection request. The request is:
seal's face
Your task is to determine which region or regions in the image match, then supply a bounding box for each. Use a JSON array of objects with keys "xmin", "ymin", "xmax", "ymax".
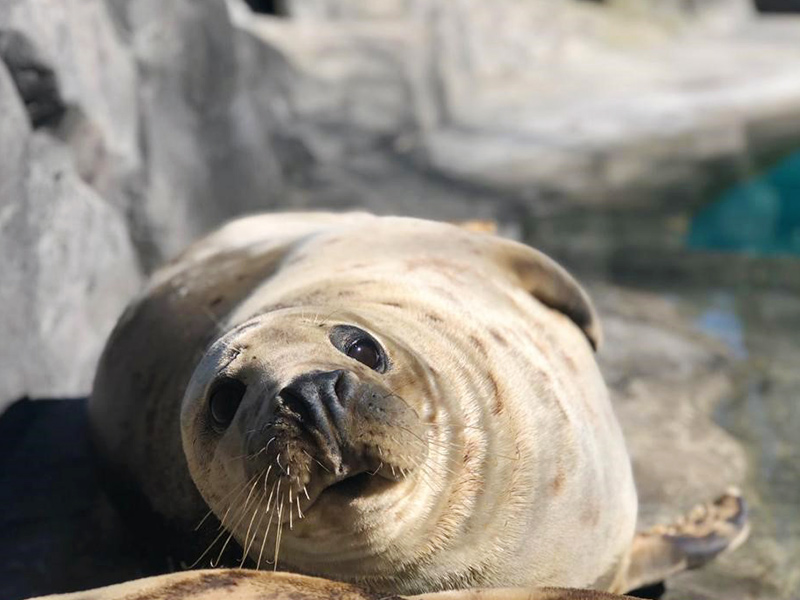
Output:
[{"xmin": 181, "ymin": 306, "xmax": 444, "ymax": 578}]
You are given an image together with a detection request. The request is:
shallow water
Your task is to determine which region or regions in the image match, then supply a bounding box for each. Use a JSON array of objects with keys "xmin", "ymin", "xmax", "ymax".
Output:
[
  {"xmin": 673, "ymin": 287, "xmax": 800, "ymax": 599},
  {"xmin": 529, "ymin": 155, "xmax": 800, "ymax": 599}
]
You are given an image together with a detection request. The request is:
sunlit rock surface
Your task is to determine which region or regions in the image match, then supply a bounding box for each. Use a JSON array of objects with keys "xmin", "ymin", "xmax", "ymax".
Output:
[
  {"xmin": 0, "ymin": 44, "xmax": 141, "ymax": 415},
  {"xmin": 594, "ymin": 284, "xmax": 747, "ymax": 525},
  {"xmin": 259, "ymin": 0, "xmax": 800, "ymax": 209}
]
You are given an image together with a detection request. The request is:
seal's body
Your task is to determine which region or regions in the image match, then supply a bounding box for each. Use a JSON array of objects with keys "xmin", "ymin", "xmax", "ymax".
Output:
[{"xmin": 87, "ymin": 213, "xmax": 747, "ymax": 600}]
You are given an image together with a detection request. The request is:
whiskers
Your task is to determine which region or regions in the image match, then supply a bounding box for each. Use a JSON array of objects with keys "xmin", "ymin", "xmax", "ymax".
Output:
[
  {"xmin": 188, "ymin": 385, "xmax": 518, "ymax": 575},
  {"xmin": 190, "ymin": 451, "xmax": 310, "ymax": 573}
]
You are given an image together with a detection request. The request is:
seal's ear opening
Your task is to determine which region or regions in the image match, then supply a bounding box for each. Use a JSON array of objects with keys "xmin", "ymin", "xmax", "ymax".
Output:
[{"xmin": 492, "ymin": 240, "xmax": 602, "ymax": 351}]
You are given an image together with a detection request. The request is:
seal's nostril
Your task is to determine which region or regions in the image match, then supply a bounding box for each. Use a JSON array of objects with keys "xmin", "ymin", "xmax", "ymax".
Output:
[
  {"xmin": 280, "ymin": 387, "xmax": 314, "ymax": 426},
  {"xmin": 277, "ymin": 370, "xmax": 357, "ymax": 454},
  {"xmin": 332, "ymin": 369, "xmax": 354, "ymax": 407}
]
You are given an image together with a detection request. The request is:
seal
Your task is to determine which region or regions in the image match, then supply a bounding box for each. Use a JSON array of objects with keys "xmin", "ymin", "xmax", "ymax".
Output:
[
  {"xmin": 86, "ymin": 213, "xmax": 748, "ymax": 599},
  {"xmin": 25, "ymin": 569, "xmax": 641, "ymax": 600}
]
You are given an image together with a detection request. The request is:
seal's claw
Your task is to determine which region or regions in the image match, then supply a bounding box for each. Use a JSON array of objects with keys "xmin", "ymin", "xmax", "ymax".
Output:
[
  {"xmin": 617, "ymin": 488, "xmax": 750, "ymax": 593},
  {"xmin": 664, "ymin": 489, "xmax": 749, "ymax": 569}
]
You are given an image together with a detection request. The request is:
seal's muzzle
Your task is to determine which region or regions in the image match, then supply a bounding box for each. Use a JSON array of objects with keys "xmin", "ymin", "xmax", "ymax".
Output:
[{"xmin": 277, "ymin": 369, "xmax": 355, "ymax": 471}]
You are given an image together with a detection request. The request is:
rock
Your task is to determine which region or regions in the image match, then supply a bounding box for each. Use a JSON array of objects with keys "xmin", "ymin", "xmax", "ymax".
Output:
[
  {"xmin": 118, "ymin": 0, "xmax": 286, "ymax": 268},
  {"xmin": 0, "ymin": 55, "xmax": 34, "ymax": 414},
  {"xmin": 22, "ymin": 133, "xmax": 143, "ymax": 399},
  {"xmin": 0, "ymin": 30, "xmax": 67, "ymax": 129},
  {"xmin": 257, "ymin": 0, "xmax": 800, "ymax": 212},
  {"xmin": 1, "ymin": 0, "xmax": 288, "ymax": 270},
  {"xmin": 589, "ymin": 284, "xmax": 800, "ymax": 600},
  {"xmin": 0, "ymin": 56, "xmax": 142, "ymax": 415},
  {"xmin": 3, "ymin": 0, "xmax": 799, "ymax": 283},
  {"xmin": 0, "ymin": 0, "xmax": 140, "ymax": 185},
  {"xmin": 228, "ymin": 0, "xmax": 519, "ymax": 226},
  {"xmin": 592, "ymin": 284, "xmax": 747, "ymax": 529},
  {"xmin": 286, "ymin": 0, "xmax": 754, "ymax": 26}
]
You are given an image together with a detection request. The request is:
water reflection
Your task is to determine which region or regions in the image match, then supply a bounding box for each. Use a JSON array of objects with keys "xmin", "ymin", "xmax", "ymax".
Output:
[{"xmin": 695, "ymin": 294, "xmax": 748, "ymax": 360}]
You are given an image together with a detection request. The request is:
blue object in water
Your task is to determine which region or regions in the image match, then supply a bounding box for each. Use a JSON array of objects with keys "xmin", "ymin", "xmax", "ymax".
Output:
[{"xmin": 688, "ymin": 150, "xmax": 800, "ymax": 255}]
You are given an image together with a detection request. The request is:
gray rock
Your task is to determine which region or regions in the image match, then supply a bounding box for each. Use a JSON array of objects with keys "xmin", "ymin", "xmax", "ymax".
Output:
[
  {"xmin": 0, "ymin": 29, "xmax": 66, "ymax": 129},
  {"xmin": 119, "ymin": 0, "xmax": 285, "ymax": 267},
  {"xmin": 4, "ymin": 0, "xmax": 799, "ymax": 283},
  {"xmin": 589, "ymin": 284, "xmax": 800, "ymax": 599},
  {"xmin": 0, "ymin": 56, "xmax": 142, "ymax": 414},
  {"xmin": 286, "ymin": 0, "xmax": 754, "ymax": 24},
  {"xmin": 259, "ymin": 0, "xmax": 800, "ymax": 211},
  {"xmin": 21, "ymin": 132, "xmax": 142, "ymax": 399},
  {"xmin": 0, "ymin": 57, "xmax": 34, "ymax": 414},
  {"xmin": 1, "ymin": 0, "xmax": 288, "ymax": 270},
  {"xmin": 227, "ymin": 0, "xmax": 526, "ymax": 224},
  {"xmin": 592, "ymin": 284, "xmax": 747, "ymax": 528},
  {"xmin": 0, "ymin": 0, "xmax": 140, "ymax": 186}
]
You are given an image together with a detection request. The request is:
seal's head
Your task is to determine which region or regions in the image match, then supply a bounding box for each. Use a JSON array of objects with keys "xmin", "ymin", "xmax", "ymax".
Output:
[
  {"xmin": 178, "ymin": 218, "xmax": 633, "ymax": 594},
  {"xmin": 181, "ymin": 306, "xmax": 434, "ymax": 575}
]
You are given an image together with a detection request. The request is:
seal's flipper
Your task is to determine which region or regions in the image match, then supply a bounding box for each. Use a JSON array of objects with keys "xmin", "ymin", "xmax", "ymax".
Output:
[{"xmin": 619, "ymin": 489, "xmax": 749, "ymax": 593}]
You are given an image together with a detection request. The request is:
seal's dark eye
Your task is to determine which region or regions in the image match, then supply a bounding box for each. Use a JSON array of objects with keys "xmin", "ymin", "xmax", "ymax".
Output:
[
  {"xmin": 346, "ymin": 338, "xmax": 382, "ymax": 370},
  {"xmin": 209, "ymin": 378, "xmax": 246, "ymax": 430},
  {"xmin": 329, "ymin": 325, "xmax": 388, "ymax": 372}
]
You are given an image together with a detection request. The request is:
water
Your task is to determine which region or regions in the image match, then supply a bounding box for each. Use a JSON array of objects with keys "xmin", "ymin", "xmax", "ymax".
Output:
[
  {"xmin": 688, "ymin": 151, "xmax": 800, "ymax": 256},
  {"xmin": 685, "ymin": 157, "xmax": 800, "ymax": 597},
  {"xmin": 682, "ymin": 288, "xmax": 800, "ymax": 598},
  {"xmin": 529, "ymin": 150, "xmax": 800, "ymax": 599},
  {"xmin": 689, "ymin": 156, "xmax": 800, "ymax": 599}
]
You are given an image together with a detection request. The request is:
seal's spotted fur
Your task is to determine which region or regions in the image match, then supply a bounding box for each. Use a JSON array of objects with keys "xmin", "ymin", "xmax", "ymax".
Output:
[{"xmin": 75, "ymin": 214, "xmax": 747, "ymax": 600}]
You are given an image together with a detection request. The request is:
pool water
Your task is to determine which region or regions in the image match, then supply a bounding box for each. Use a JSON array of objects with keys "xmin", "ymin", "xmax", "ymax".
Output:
[
  {"xmin": 682, "ymin": 287, "xmax": 800, "ymax": 598},
  {"xmin": 528, "ymin": 149, "xmax": 800, "ymax": 599},
  {"xmin": 689, "ymin": 151, "xmax": 800, "ymax": 256}
]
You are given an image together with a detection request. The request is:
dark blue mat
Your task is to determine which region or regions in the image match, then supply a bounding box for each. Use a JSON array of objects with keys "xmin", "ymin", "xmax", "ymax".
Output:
[{"xmin": 0, "ymin": 398, "xmax": 160, "ymax": 599}]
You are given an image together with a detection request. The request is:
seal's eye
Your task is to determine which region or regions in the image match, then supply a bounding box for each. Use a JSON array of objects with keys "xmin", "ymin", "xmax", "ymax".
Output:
[
  {"xmin": 209, "ymin": 378, "xmax": 246, "ymax": 430},
  {"xmin": 329, "ymin": 325, "xmax": 388, "ymax": 373},
  {"xmin": 346, "ymin": 338, "xmax": 382, "ymax": 370}
]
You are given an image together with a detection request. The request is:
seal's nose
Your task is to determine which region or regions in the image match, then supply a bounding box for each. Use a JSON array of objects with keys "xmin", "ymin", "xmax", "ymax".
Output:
[{"xmin": 277, "ymin": 369, "xmax": 355, "ymax": 457}]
